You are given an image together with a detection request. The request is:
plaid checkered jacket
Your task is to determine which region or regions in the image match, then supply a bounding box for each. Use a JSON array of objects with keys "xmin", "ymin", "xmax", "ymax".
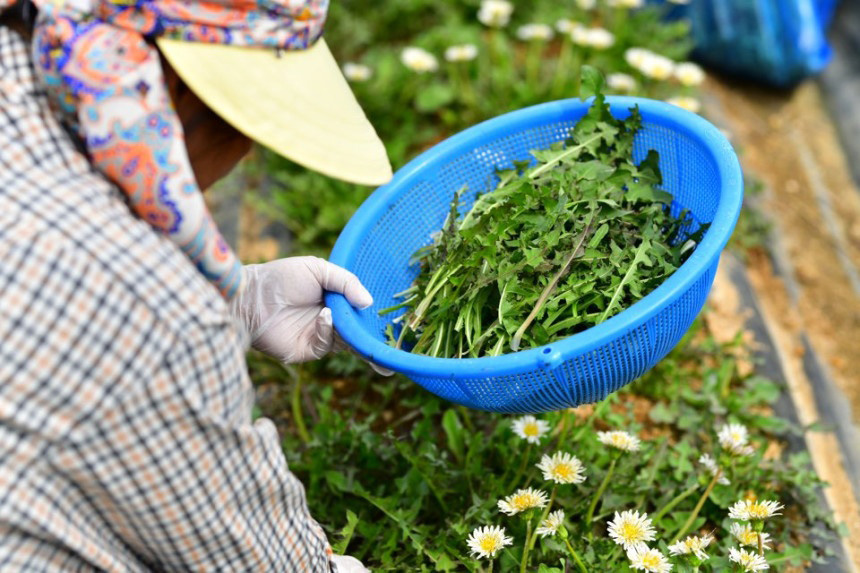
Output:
[{"xmin": 0, "ymin": 23, "xmax": 335, "ymax": 572}]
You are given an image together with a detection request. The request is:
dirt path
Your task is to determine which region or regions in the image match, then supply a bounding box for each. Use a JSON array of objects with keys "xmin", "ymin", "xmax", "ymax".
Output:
[{"xmin": 705, "ymin": 77, "xmax": 860, "ymax": 569}]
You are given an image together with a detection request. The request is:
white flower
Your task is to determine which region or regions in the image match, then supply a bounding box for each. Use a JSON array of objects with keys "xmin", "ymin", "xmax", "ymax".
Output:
[
  {"xmin": 466, "ymin": 525, "xmax": 513, "ymax": 559},
  {"xmin": 666, "ymin": 97, "xmax": 702, "ymax": 114},
  {"xmin": 638, "ymin": 52, "xmax": 676, "ymax": 80},
  {"xmin": 535, "ymin": 509, "xmax": 565, "ymax": 537},
  {"xmin": 667, "ymin": 533, "xmax": 713, "ymax": 561},
  {"xmin": 555, "ymin": 19, "xmax": 579, "ymax": 34},
  {"xmin": 627, "ymin": 545, "xmax": 672, "ymax": 572},
  {"xmin": 698, "ymin": 454, "xmax": 730, "ymax": 485},
  {"xmin": 731, "ymin": 522, "xmax": 772, "ymax": 550},
  {"xmin": 597, "ymin": 430, "xmax": 641, "ymax": 452},
  {"xmin": 516, "ymin": 23, "xmax": 554, "ymax": 41},
  {"xmin": 512, "ymin": 415, "xmax": 551, "ymax": 444},
  {"xmin": 668, "ymin": 0, "xmax": 691, "ymax": 4},
  {"xmin": 625, "ymin": 47, "xmax": 652, "ymax": 69},
  {"xmin": 718, "ymin": 423, "xmax": 755, "ymax": 456},
  {"xmin": 572, "ymin": 27, "xmax": 615, "ymax": 50},
  {"xmin": 498, "ymin": 488, "xmax": 549, "ymax": 515},
  {"xmin": 607, "ymin": 72, "xmax": 637, "ymax": 93},
  {"xmin": 729, "ymin": 499, "xmax": 784, "ymax": 522},
  {"xmin": 729, "ymin": 547, "xmax": 770, "ymax": 571},
  {"xmin": 607, "ymin": 510, "xmax": 656, "ymax": 550},
  {"xmin": 675, "ymin": 62, "xmax": 705, "ymax": 86},
  {"xmin": 478, "ymin": 0, "xmax": 513, "ymax": 28},
  {"xmin": 444, "ymin": 44, "xmax": 478, "ymax": 63},
  {"xmin": 537, "ymin": 452, "xmax": 587, "ymax": 484},
  {"xmin": 575, "ymin": 0, "xmax": 596, "ymax": 9},
  {"xmin": 401, "ymin": 47, "xmax": 438, "ymax": 73},
  {"xmin": 342, "ymin": 62, "xmax": 372, "ymax": 82},
  {"xmin": 608, "ymin": 0, "xmax": 645, "ymax": 7}
]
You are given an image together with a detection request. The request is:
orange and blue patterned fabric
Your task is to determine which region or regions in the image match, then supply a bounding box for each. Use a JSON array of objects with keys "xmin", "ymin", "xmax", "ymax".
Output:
[{"xmin": 9, "ymin": 0, "xmax": 328, "ymax": 299}]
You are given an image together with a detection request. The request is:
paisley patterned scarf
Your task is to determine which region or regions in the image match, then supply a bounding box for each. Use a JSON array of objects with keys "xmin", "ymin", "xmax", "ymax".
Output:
[{"xmin": 2, "ymin": 0, "xmax": 328, "ymax": 299}]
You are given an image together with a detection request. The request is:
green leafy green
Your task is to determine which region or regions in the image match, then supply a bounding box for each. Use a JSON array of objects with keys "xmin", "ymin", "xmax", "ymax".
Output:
[{"xmin": 385, "ymin": 72, "xmax": 701, "ymax": 357}]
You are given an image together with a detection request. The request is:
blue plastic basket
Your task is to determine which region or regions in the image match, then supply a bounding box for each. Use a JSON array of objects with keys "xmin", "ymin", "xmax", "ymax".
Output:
[{"xmin": 326, "ymin": 97, "xmax": 743, "ymax": 413}]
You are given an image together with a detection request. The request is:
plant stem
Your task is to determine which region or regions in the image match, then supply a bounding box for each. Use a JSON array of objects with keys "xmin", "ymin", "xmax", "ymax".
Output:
[
  {"xmin": 511, "ymin": 212, "xmax": 597, "ymax": 351},
  {"xmin": 520, "ymin": 519, "xmax": 533, "ymax": 573},
  {"xmin": 652, "ymin": 483, "xmax": 699, "ymax": 523},
  {"xmin": 528, "ymin": 487, "xmax": 557, "ymax": 552},
  {"xmin": 670, "ymin": 472, "xmax": 720, "ymax": 544},
  {"xmin": 508, "ymin": 443, "xmax": 532, "ymax": 490},
  {"xmin": 586, "ymin": 457, "xmax": 616, "ymax": 534},
  {"xmin": 488, "ymin": 559, "xmax": 493, "ymax": 573},
  {"xmin": 525, "ymin": 40, "xmax": 541, "ymax": 89},
  {"xmin": 551, "ymin": 36, "xmax": 573, "ymax": 99},
  {"xmin": 527, "ymin": 134, "xmax": 602, "ymax": 179},
  {"xmin": 291, "ymin": 366, "xmax": 311, "ymax": 444},
  {"xmin": 757, "ymin": 532, "xmax": 764, "ymax": 556},
  {"xmin": 565, "ymin": 539, "xmax": 589, "ymax": 573}
]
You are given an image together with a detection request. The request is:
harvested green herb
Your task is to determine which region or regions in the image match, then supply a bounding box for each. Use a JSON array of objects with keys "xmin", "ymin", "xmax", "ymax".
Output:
[{"xmin": 381, "ymin": 69, "xmax": 700, "ymax": 358}]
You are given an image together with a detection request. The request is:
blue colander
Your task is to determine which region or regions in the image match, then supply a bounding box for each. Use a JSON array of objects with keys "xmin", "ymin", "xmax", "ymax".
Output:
[{"xmin": 325, "ymin": 97, "xmax": 743, "ymax": 413}]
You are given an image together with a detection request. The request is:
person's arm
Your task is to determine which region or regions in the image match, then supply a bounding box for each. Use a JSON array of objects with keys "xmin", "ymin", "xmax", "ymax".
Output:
[{"xmin": 51, "ymin": 316, "xmax": 336, "ymax": 571}]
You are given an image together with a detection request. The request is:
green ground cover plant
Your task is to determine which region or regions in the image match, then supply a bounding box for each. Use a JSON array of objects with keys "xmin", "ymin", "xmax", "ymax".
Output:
[{"xmin": 242, "ymin": 1, "xmax": 843, "ymax": 570}]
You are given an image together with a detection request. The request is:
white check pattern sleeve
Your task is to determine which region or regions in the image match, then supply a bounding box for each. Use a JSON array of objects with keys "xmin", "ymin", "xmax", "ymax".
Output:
[{"xmin": 0, "ymin": 24, "xmax": 335, "ymax": 572}]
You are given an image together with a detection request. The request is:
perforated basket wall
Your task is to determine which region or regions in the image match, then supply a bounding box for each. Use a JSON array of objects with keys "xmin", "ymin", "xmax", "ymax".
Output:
[{"xmin": 327, "ymin": 97, "xmax": 743, "ymax": 413}]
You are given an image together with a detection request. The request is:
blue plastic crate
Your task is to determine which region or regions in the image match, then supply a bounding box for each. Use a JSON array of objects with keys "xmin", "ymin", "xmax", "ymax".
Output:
[{"xmin": 326, "ymin": 97, "xmax": 743, "ymax": 413}]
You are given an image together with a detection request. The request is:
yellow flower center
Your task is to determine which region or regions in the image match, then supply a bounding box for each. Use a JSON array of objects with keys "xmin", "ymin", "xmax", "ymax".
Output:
[
  {"xmin": 748, "ymin": 503, "xmax": 769, "ymax": 518},
  {"xmin": 553, "ymin": 464, "xmax": 574, "ymax": 480},
  {"xmin": 620, "ymin": 522, "xmax": 644, "ymax": 542},
  {"xmin": 479, "ymin": 537, "xmax": 499, "ymax": 553},
  {"xmin": 642, "ymin": 553, "xmax": 661, "ymax": 568},
  {"xmin": 739, "ymin": 530, "xmax": 757, "ymax": 545},
  {"xmin": 523, "ymin": 423, "xmax": 539, "ymax": 437},
  {"xmin": 511, "ymin": 493, "xmax": 537, "ymax": 510}
]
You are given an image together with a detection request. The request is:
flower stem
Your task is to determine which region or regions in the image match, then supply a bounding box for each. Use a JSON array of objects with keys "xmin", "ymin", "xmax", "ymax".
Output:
[
  {"xmin": 525, "ymin": 40, "xmax": 541, "ymax": 89},
  {"xmin": 757, "ymin": 532, "xmax": 764, "ymax": 556},
  {"xmin": 520, "ymin": 519, "xmax": 533, "ymax": 573},
  {"xmin": 551, "ymin": 36, "xmax": 573, "ymax": 99},
  {"xmin": 586, "ymin": 457, "xmax": 616, "ymax": 534},
  {"xmin": 507, "ymin": 443, "xmax": 532, "ymax": 490},
  {"xmin": 528, "ymin": 487, "xmax": 556, "ymax": 552},
  {"xmin": 290, "ymin": 366, "xmax": 310, "ymax": 444},
  {"xmin": 488, "ymin": 559, "xmax": 493, "ymax": 573},
  {"xmin": 652, "ymin": 483, "xmax": 699, "ymax": 523},
  {"xmin": 670, "ymin": 472, "xmax": 720, "ymax": 544},
  {"xmin": 565, "ymin": 539, "xmax": 589, "ymax": 573}
]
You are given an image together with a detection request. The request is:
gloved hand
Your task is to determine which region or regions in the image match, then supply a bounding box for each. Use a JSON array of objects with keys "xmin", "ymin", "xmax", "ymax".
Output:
[
  {"xmin": 229, "ymin": 256, "xmax": 373, "ymax": 364},
  {"xmin": 331, "ymin": 554, "xmax": 370, "ymax": 573}
]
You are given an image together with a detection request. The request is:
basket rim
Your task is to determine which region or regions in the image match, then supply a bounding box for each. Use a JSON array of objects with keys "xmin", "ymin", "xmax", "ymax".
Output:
[{"xmin": 326, "ymin": 96, "xmax": 743, "ymax": 378}]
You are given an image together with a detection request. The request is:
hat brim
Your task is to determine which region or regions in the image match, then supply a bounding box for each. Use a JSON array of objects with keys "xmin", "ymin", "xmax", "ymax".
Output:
[{"xmin": 156, "ymin": 37, "xmax": 393, "ymax": 186}]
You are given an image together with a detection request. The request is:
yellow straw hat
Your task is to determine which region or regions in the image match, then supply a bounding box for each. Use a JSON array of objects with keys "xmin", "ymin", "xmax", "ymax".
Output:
[{"xmin": 157, "ymin": 36, "xmax": 393, "ymax": 186}]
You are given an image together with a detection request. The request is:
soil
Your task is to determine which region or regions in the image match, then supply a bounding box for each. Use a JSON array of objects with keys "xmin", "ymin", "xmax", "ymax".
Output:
[{"xmin": 705, "ymin": 77, "xmax": 860, "ymax": 570}]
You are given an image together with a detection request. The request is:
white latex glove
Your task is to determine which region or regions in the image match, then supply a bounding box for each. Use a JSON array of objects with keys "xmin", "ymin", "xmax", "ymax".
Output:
[
  {"xmin": 331, "ymin": 554, "xmax": 370, "ymax": 573},
  {"xmin": 229, "ymin": 256, "xmax": 374, "ymax": 364}
]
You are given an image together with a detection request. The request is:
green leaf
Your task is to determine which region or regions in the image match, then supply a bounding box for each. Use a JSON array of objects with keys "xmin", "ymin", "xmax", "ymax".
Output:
[
  {"xmin": 332, "ymin": 510, "xmax": 360, "ymax": 554},
  {"xmin": 442, "ymin": 408, "xmax": 465, "ymax": 462},
  {"xmin": 580, "ymin": 65, "xmax": 605, "ymax": 100},
  {"xmin": 415, "ymin": 83, "xmax": 455, "ymax": 112}
]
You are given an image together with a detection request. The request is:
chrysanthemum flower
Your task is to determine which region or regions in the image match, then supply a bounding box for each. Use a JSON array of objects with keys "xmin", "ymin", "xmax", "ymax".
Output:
[
  {"xmin": 516, "ymin": 23, "xmax": 554, "ymax": 41},
  {"xmin": 536, "ymin": 509, "xmax": 565, "ymax": 538},
  {"xmin": 667, "ymin": 533, "xmax": 713, "ymax": 561},
  {"xmin": 512, "ymin": 415, "xmax": 550, "ymax": 444},
  {"xmin": 729, "ymin": 547, "xmax": 770, "ymax": 571},
  {"xmin": 638, "ymin": 52, "xmax": 676, "ymax": 80},
  {"xmin": 667, "ymin": 96, "xmax": 702, "ymax": 114},
  {"xmin": 401, "ymin": 47, "xmax": 439, "ymax": 73},
  {"xmin": 718, "ymin": 423, "xmax": 755, "ymax": 456},
  {"xmin": 342, "ymin": 63, "xmax": 372, "ymax": 82},
  {"xmin": 477, "ymin": 0, "xmax": 513, "ymax": 28},
  {"xmin": 597, "ymin": 430, "xmax": 641, "ymax": 452},
  {"xmin": 607, "ymin": 510, "xmax": 656, "ymax": 550},
  {"xmin": 444, "ymin": 44, "xmax": 478, "ymax": 63},
  {"xmin": 498, "ymin": 488, "xmax": 549, "ymax": 515},
  {"xmin": 675, "ymin": 62, "xmax": 705, "ymax": 86},
  {"xmin": 466, "ymin": 525, "xmax": 513, "ymax": 559},
  {"xmin": 731, "ymin": 522, "xmax": 772, "ymax": 549},
  {"xmin": 555, "ymin": 19, "xmax": 580, "ymax": 34},
  {"xmin": 608, "ymin": 0, "xmax": 645, "ymax": 8},
  {"xmin": 607, "ymin": 73, "xmax": 637, "ymax": 93},
  {"xmin": 728, "ymin": 499, "xmax": 784, "ymax": 522},
  {"xmin": 572, "ymin": 27, "xmax": 615, "ymax": 50},
  {"xmin": 537, "ymin": 452, "xmax": 587, "ymax": 484},
  {"xmin": 625, "ymin": 47, "xmax": 652, "ymax": 69},
  {"xmin": 575, "ymin": 0, "xmax": 596, "ymax": 9},
  {"xmin": 627, "ymin": 545, "xmax": 672, "ymax": 572},
  {"xmin": 698, "ymin": 454, "xmax": 730, "ymax": 485}
]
